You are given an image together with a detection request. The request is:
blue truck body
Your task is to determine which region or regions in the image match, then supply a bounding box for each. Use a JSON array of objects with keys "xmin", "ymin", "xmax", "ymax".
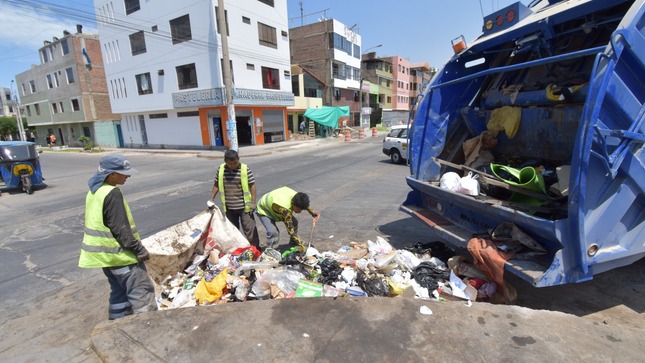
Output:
[{"xmin": 403, "ymin": 0, "xmax": 645, "ymax": 286}]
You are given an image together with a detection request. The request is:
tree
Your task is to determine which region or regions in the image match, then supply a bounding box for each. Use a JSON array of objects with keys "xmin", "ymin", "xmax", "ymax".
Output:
[{"xmin": 0, "ymin": 116, "xmax": 19, "ymax": 138}]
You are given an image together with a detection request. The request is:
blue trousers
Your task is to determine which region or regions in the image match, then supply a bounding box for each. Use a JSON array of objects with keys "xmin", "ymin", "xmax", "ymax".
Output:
[{"xmin": 102, "ymin": 262, "xmax": 158, "ymax": 320}]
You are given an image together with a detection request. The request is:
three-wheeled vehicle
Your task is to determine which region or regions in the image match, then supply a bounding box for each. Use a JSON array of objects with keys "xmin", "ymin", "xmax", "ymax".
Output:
[{"xmin": 0, "ymin": 141, "xmax": 45, "ymax": 194}]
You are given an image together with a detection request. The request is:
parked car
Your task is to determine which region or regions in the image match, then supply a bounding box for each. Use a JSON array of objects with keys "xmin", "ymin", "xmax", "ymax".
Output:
[{"xmin": 382, "ymin": 125, "xmax": 409, "ymax": 164}]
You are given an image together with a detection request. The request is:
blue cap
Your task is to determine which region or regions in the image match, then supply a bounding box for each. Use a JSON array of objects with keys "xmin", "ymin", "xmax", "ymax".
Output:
[{"xmin": 88, "ymin": 154, "xmax": 138, "ymax": 192}]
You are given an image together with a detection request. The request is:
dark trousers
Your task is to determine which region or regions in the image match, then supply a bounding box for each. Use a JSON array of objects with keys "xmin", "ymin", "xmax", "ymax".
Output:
[
  {"xmin": 225, "ymin": 208, "xmax": 260, "ymax": 248},
  {"xmin": 102, "ymin": 262, "xmax": 158, "ymax": 320}
]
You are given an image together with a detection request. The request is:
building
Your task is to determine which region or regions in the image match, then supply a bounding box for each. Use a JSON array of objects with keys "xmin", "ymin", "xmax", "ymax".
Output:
[
  {"xmin": 290, "ymin": 19, "xmax": 362, "ymax": 128},
  {"xmin": 287, "ymin": 64, "xmax": 323, "ymax": 136},
  {"xmin": 94, "ymin": 0, "xmax": 294, "ymax": 149},
  {"xmin": 0, "ymin": 87, "xmax": 16, "ymax": 117},
  {"xmin": 408, "ymin": 62, "xmax": 435, "ymax": 119},
  {"xmin": 14, "ymin": 26, "xmax": 120, "ymax": 147},
  {"xmin": 361, "ymin": 52, "xmax": 393, "ymax": 127},
  {"xmin": 379, "ymin": 56, "xmax": 411, "ymax": 127}
]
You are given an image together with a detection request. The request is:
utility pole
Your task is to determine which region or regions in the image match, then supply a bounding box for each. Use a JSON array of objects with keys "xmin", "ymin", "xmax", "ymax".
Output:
[
  {"xmin": 217, "ymin": 0, "xmax": 238, "ymax": 151},
  {"xmin": 10, "ymin": 80, "xmax": 26, "ymax": 141}
]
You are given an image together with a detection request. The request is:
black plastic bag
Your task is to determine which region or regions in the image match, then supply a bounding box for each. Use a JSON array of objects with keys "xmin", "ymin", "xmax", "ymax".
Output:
[
  {"xmin": 357, "ymin": 270, "xmax": 390, "ymax": 297},
  {"xmin": 413, "ymin": 262, "xmax": 450, "ymax": 291},
  {"xmin": 319, "ymin": 258, "xmax": 342, "ymax": 285}
]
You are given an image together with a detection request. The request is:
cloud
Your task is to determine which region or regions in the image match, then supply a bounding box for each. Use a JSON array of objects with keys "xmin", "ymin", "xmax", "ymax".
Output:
[{"xmin": 0, "ymin": 3, "xmax": 98, "ymax": 50}]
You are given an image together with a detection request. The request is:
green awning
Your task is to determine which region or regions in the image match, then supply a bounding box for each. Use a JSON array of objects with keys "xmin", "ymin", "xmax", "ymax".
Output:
[{"xmin": 304, "ymin": 106, "xmax": 350, "ymax": 129}]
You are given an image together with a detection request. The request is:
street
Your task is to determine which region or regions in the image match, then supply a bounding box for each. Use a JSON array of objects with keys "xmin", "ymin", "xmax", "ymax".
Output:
[{"xmin": 0, "ymin": 137, "xmax": 644, "ymax": 361}]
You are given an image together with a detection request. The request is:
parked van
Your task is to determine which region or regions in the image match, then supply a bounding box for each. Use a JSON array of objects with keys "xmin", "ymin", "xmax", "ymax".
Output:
[{"xmin": 403, "ymin": 0, "xmax": 644, "ymax": 286}]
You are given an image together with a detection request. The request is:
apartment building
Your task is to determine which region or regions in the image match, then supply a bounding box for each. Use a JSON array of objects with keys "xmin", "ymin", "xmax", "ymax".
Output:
[
  {"xmin": 287, "ymin": 64, "xmax": 323, "ymax": 135},
  {"xmin": 95, "ymin": 0, "xmax": 294, "ymax": 149},
  {"xmin": 289, "ymin": 18, "xmax": 363, "ymax": 127},
  {"xmin": 361, "ymin": 52, "xmax": 393, "ymax": 127},
  {"xmin": 14, "ymin": 26, "xmax": 119, "ymax": 147},
  {"xmin": 0, "ymin": 87, "xmax": 16, "ymax": 118},
  {"xmin": 408, "ymin": 62, "xmax": 434, "ymax": 119}
]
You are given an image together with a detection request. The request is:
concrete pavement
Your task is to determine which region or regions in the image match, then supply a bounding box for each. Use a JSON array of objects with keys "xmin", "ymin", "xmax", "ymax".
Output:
[{"xmin": 90, "ymin": 295, "xmax": 642, "ymax": 362}]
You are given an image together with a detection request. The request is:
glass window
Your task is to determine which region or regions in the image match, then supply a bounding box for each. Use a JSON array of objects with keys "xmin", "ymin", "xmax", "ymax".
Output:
[
  {"xmin": 34, "ymin": 104, "xmax": 40, "ymax": 115},
  {"xmin": 215, "ymin": 7, "xmax": 229, "ymax": 35},
  {"xmin": 71, "ymin": 99, "xmax": 80, "ymax": 111},
  {"xmin": 59, "ymin": 102, "xmax": 64, "ymax": 113},
  {"xmin": 176, "ymin": 63, "xmax": 198, "ymax": 90},
  {"xmin": 129, "ymin": 31, "xmax": 146, "ymax": 55},
  {"xmin": 29, "ymin": 80, "xmax": 36, "ymax": 93},
  {"xmin": 51, "ymin": 102, "xmax": 58, "ymax": 113},
  {"xmin": 41, "ymin": 49, "xmax": 48, "ymax": 63},
  {"xmin": 170, "ymin": 14, "xmax": 192, "ymax": 44},
  {"xmin": 66, "ymin": 67, "xmax": 75, "ymax": 84},
  {"xmin": 46, "ymin": 74, "xmax": 54, "ymax": 89},
  {"xmin": 261, "ymin": 67, "xmax": 279, "ymax": 89},
  {"xmin": 125, "ymin": 0, "xmax": 140, "ymax": 15},
  {"xmin": 135, "ymin": 72, "xmax": 153, "ymax": 95},
  {"xmin": 61, "ymin": 39, "xmax": 69, "ymax": 55},
  {"xmin": 258, "ymin": 0, "xmax": 274, "ymax": 6},
  {"xmin": 258, "ymin": 22, "xmax": 277, "ymax": 48},
  {"xmin": 242, "ymin": 16, "xmax": 251, "ymax": 24}
]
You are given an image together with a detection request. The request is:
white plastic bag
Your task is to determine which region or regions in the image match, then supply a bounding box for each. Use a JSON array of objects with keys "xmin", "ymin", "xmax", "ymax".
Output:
[
  {"xmin": 440, "ymin": 172, "xmax": 461, "ymax": 191},
  {"xmin": 456, "ymin": 172, "xmax": 480, "ymax": 196}
]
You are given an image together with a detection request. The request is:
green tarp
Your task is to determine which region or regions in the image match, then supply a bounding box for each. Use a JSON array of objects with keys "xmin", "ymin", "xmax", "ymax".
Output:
[{"xmin": 304, "ymin": 106, "xmax": 350, "ymax": 129}]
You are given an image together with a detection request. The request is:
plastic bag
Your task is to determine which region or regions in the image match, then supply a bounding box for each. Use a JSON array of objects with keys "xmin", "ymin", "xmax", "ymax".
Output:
[
  {"xmin": 194, "ymin": 268, "xmax": 229, "ymax": 304},
  {"xmin": 440, "ymin": 172, "xmax": 461, "ymax": 191},
  {"xmin": 456, "ymin": 172, "xmax": 480, "ymax": 196}
]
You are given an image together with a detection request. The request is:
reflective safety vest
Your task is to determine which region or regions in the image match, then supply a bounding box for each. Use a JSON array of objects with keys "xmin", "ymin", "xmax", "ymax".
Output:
[
  {"xmin": 218, "ymin": 163, "xmax": 252, "ymax": 212},
  {"xmin": 256, "ymin": 186, "xmax": 297, "ymax": 222},
  {"xmin": 79, "ymin": 184, "xmax": 139, "ymax": 268}
]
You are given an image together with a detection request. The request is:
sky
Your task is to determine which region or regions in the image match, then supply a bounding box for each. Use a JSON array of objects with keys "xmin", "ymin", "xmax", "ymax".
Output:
[{"xmin": 0, "ymin": 0, "xmax": 532, "ymax": 97}]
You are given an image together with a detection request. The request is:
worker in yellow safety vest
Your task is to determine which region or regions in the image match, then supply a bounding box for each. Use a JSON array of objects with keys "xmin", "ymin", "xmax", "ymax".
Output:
[
  {"xmin": 256, "ymin": 186, "xmax": 320, "ymax": 251},
  {"xmin": 208, "ymin": 149, "xmax": 260, "ymax": 248},
  {"xmin": 79, "ymin": 154, "xmax": 157, "ymax": 320}
]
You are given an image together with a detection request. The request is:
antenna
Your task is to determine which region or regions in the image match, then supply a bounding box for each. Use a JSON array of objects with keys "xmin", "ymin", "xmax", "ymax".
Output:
[{"xmin": 300, "ymin": 0, "xmax": 304, "ymax": 26}]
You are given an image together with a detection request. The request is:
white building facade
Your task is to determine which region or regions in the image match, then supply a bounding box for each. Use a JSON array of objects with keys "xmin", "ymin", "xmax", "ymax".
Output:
[{"xmin": 94, "ymin": 0, "xmax": 294, "ymax": 149}]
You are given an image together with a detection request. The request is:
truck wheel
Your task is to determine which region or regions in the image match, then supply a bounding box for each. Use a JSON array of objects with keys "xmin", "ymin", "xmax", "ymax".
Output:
[{"xmin": 391, "ymin": 150, "xmax": 402, "ymax": 164}]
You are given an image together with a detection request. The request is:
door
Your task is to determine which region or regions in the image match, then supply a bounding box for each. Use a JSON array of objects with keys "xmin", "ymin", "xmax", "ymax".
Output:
[
  {"xmin": 116, "ymin": 123, "xmax": 124, "ymax": 148},
  {"xmin": 212, "ymin": 118, "xmax": 223, "ymax": 146},
  {"xmin": 236, "ymin": 117, "xmax": 252, "ymax": 145},
  {"xmin": 138, "ymin": 115, "xmax": 148, "ymax": 146}
]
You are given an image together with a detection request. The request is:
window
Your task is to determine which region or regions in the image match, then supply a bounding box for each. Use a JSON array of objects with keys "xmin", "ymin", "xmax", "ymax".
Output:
[
  {"xmin": 135, "ymin": 72, "xmax": 153, "ymax": 95},
  {"xmin": 281, "ymin": 30, "xmax": 288, "ymax": 37},
  {"xmin": 354, "ymin": 91, "xmax": 359, "ymax": 102},
  {"xmin": 129, "ymin": 31, "xmax": 146, "ymax": 55},
  {"xmin": 66, "ymin": 67, "xmax": 75, "ymax": 84},
  {"xmin": 176, "ymin": 63, "xmax": 198, "ymax": 90},
  {"xmin": 51, "ymin": 102, "xmax": 58, "ymax": 113},
  {"xmin": 246, "ymin": 63, "xmax": 255, "ymax": 70},
  {"xmin": 261, "ymin": 67, "xmax": 279, "ymax": 89},
  {"xmin": 71, "ymin": 99, "xmax": 80, "ymax": 111},
  {"xmin": 258, "ymin": 22, "xmax": 277, "ymax": 48},
  {"xmin": 258, "ymin": 0, "xmax": 274, "ymax": 6},
  {"xmin": 58, "ymin": 102, "xmax": 64, "ymax": 113},
  {"xmin": 220, "ymin": 59, "xmax": 235, "ymax": 84},
  {"xmin": 53, "ymin": 72, "xmax": 60, "ymax": 87},
  {"xmin": 34, "ymin": 104, "xmax": 40, "ymax": 115},
  {"xmin": 125, "ymin": 0, "xmax": 140, "ymax": 15},
  {"xmin": 151, "ymin": 25, "xmax": 158, "ymax": 32},
  {"xmin": 291, "ymin": 76, "xmax": 300, "ymax": 96},
  {"xmin": 353, "ymin": 44, "xmax": 360, "ymax": 59},
  {"xmin": 21, "ymin": 83, "xmax": 26, "ymax": 95},
  {"xmin": 30, "ymin": 80, "xmax": 36, "ymax": 93},
  {"xmin": 170, "ymin": 15, "xmax": 192, "ymax": 44},
  {"xmin": 178, "ymin": 111, "xmax": 199, "ymax": 117},
  {"xmin": 46, "ymin": 74, "xmax": 54, "ymax": 89},
  {"xmin": 26, "ymin": 106, "xmax": 31, "ymax": 116},
  {"xmin": 41, "ymin": 49, "xmax": 48, "ymax": 63},
  {"xmin": 334, "ymin": 88, "xmax": 340, "ymax": 101},
  {"xmin": 215, "ymin": 7, "xmax": 229, "ymax": 35},
  {"xmin": 149, "ymin": 113, "xmax": 168, "ymax": 119},
  {"xmin": 61, "ymin": 39, "xmax": 69, "ymax": 55},
  {"xmin": 242, "ymin": 16, "xmax": 250, "ymax": 24}
]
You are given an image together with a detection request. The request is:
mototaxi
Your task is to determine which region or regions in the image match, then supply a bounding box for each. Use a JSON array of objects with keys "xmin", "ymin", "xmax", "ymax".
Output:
[{"xmin": 0, "ymin": 141, "xmax": 45, "ymax": 194}]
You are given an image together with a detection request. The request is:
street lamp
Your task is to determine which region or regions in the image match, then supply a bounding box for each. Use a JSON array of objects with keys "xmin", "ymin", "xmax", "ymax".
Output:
[
  {"xmin": 362, "ymin": 44, "xmax": 382, "ymax": 54},
  {"xmin": 9, "ymin": 80, "xmax": 26, "ymax": 141}
]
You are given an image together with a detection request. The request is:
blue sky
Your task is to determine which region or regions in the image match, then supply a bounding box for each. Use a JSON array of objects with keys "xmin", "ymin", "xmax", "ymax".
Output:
[{"xmin": 0, "ymin": 0, "xmax": 531, "ymax": 98}]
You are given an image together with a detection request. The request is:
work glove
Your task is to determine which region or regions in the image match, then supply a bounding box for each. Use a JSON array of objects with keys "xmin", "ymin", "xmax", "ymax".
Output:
[
  {"xmin": 248, "ymin": 201, "xmax": 257, "ymax": 212},
  {"xmin": 138, "ymin": 250, "xmax": 150, "ymax": 262},
  {"xmin": 207, "ymin": 200, "xmax": 215, "ymax": 209}
]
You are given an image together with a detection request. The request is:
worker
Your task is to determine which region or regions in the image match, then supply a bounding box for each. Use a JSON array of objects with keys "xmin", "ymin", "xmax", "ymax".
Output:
[
  {"xmin": 79, "ymin": 154, "xmax": 157, "ymax": 320},
  {"xmin": 207, "ymin": 149, "xmax": 260, "ymax": 248},
  {"xmin": 256, "ymin": 186, "xmax": 320, "ymax": 252}
]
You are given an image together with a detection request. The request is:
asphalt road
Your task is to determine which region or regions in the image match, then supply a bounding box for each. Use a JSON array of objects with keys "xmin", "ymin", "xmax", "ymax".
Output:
[{"xmin": 0, "ymin": 137, "xmax": 643, "ymax": 361}]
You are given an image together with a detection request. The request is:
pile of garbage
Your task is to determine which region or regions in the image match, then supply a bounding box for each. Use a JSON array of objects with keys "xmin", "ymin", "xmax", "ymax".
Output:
[{"xmin": 143, "ymin": 208, "xmax": 524, "ymax": 310}]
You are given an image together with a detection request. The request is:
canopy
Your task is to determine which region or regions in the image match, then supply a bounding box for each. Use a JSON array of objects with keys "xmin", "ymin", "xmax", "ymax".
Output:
[{"xmin": 304, "ymin": 106, "xmax": 350, "ymax": 129}]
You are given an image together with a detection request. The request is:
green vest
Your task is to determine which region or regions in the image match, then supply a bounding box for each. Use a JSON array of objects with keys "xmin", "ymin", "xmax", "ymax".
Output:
[
  {"xmin": 218, "ymin": 163, "xmax": 252, "ymax": 212},
  {"xmin": 257, "ymin": 186, "xmax": 297, "ymax": 221},
  {"xmin": 79, "ymin": 184, "xmax": 139, "ymax": 268}
]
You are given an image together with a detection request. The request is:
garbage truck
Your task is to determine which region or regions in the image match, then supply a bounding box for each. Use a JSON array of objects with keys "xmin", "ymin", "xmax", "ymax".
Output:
[{"xmin": 402, "ymin": 0, "xmax": 644, "ymax": 287}]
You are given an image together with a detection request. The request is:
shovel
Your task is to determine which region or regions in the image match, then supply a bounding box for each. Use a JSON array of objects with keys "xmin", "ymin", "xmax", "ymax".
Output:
[{"xmin": 307, "ymin": 219, "xmax": 316, "ymax": 251}]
